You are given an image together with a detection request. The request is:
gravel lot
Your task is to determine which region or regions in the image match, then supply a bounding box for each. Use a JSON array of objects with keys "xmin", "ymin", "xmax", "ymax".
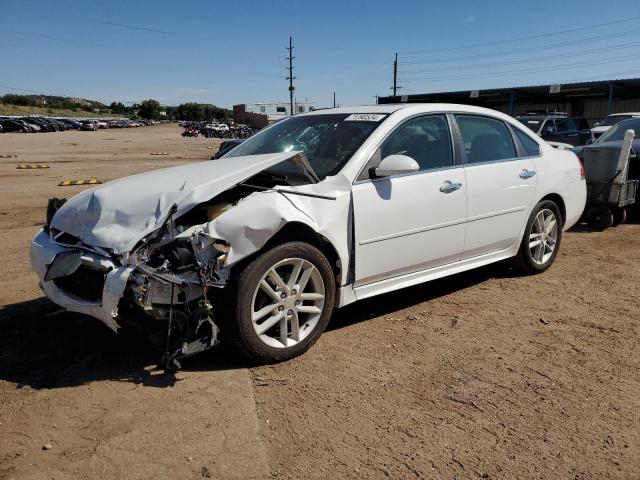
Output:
[{"xmin": 1, "ymin": 125, "xmax": 638, "ymax": 479}]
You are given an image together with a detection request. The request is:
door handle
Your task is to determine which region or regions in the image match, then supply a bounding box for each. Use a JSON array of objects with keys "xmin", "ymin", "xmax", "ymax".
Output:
[
  {"xmin": 439, "ymin": 181, "xmax": 463, "ymax": 193},
  {"xmin": 519, "ymin": 169, "xmax": 536, "ymax": 179}
]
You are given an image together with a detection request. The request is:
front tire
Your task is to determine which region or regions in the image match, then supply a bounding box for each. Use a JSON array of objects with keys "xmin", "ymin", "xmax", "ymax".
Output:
[
  {"xmin": 226, "ymin": 242, "xmax": 335, "ymax": 363},
  {"xmin": 514, "ymin": 200, "xmax": 563, "ymax": 274}
]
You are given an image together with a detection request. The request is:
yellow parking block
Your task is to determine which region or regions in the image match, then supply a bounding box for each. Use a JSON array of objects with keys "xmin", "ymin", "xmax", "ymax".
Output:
[
  {"xmin": 58, "ymin": 178, "xmax": 102, "ymax": 186},
  {"xmin": 17, "ymin": 164, "xmax": 49, "ymax": 169}
]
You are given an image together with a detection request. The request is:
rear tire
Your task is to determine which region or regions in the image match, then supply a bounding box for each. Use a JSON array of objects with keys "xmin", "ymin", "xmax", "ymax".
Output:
[
  {"xmin": 514, "ymin": 200, "xmax": 563, "ymax": 275},
  {"xmin": 612, "ymin": 207, "xmax": 627, "ymax": 227},
  {"xmin": 225, "ymin": 242, "xmax": 335, "ymax": 363}
]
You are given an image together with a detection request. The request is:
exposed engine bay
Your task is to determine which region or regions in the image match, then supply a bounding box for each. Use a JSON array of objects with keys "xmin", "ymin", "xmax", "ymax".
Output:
[{"xmin": 119, "ymin": 191, "xmax": 244, "ymax": 369}]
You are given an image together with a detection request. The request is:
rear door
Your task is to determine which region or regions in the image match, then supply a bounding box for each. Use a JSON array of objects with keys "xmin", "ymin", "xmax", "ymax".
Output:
[{"xmin": 453, "ymin": 114, "xmax": 538, "ymax": 259}]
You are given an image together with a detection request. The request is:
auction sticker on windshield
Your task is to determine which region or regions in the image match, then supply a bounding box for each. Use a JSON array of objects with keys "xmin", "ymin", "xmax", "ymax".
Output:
[{"xmin": 344, "ymin": 114, "xmax": 386, "ymax": 122}]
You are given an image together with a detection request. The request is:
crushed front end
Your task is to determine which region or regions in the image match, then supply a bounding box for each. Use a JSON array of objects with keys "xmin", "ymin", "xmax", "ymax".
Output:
[{"xmin": 31, "ymin": 200, "xmax": 232, "ymax": 369}]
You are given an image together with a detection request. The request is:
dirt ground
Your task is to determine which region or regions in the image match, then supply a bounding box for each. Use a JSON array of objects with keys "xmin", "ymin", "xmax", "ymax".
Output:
[{"xmin": 1, "ymin": 124, "xmax": 639, "ymax": 479}]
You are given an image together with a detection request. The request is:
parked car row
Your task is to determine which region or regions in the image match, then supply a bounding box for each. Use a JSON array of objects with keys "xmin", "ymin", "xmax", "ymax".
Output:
[
  {"xmin": 515, "ymin": 110, "xmax": 640, "ymax": 147},
  {"xmin": 515, "ymin": 111, "xmax": 591, "ymax": 146},
  {"xmin": 0, "ymin": 116, "xmax": 162, "ymax": 133},
  {"xmin": 180, "ymin": 121, "xmax": 257, "ymax": 139},
  {"xmin": 589, "ymin": 112, "xmax": 640, "ymax": 142}
]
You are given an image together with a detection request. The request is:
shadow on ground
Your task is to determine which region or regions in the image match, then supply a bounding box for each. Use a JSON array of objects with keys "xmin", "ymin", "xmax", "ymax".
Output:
[
  {"xmin": 0, "ymin": 297, "xmax": 249, "ymax": 390},
  {"xmin": 0, "ymin": 261, "xmax": 517, "ymax": 390},
  {"xmin": 569, "ymin": 207, "xmax": 640, "ymax": 233},
  {"xmin": 330, "ymin": 260, "xmax": 518, "ymax": 332}
]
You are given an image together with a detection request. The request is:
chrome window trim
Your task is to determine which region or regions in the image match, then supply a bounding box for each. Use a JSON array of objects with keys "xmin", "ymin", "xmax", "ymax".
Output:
[{"xmin": 453, "ymin": 113, "xmax": 543, "ymax": 167}]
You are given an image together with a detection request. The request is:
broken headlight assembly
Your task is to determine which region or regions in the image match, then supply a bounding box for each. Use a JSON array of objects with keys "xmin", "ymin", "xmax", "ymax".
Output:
[{"xmin": 122, "ymin": 221, "xmax": 231, "ymax": 369}]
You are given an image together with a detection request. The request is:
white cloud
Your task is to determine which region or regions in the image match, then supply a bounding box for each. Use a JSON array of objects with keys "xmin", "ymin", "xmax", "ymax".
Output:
[{"xmin": 464, "ymin": 15, "xmax": 476, "ymax": 25}]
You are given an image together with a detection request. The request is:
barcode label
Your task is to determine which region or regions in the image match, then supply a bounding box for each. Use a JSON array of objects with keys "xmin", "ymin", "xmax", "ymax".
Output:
[{"xmin": 344, "ymin": 114, "xmax": 386, "ymax": 122}]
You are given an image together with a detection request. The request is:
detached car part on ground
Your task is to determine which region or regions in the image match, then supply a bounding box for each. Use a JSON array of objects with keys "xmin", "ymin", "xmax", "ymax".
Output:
[{"xmin": 31, "ymin": 105, "xmax": 586, "ymax": 368}]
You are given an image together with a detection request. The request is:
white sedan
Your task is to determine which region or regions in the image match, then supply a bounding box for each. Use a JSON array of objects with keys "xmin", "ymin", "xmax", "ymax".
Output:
[{"xmin": 30, "ymin": 104, "xmax": 586, "ymax": 366}]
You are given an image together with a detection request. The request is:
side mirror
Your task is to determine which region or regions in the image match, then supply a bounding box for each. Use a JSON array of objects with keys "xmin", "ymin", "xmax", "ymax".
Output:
[
  {"xmin": 594, "ymin": 122, "xmax": 600, "ymax": 127},
  {"xmin": 374, "ymin": 154, "xmax": 420, "ymax": 177}
]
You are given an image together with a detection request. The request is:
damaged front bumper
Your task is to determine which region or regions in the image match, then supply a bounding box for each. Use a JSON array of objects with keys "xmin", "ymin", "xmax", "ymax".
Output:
[
  {"xmin": 30, "ymin": 228, "xmax": 133, "ymax": 332},
  {"xmin": 30, "ymin": 227, "xmax": 226, "ymax": 368}
]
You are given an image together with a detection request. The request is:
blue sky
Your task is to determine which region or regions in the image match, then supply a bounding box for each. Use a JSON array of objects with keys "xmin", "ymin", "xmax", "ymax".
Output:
[{"xmin": 2, "ymin": 0, "xmax": 640, "ymax": 108}]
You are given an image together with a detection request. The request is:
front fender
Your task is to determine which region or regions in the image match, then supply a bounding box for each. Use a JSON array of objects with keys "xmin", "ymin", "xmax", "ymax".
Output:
[{"xmin": 206, "ymin": 189, "xmax": 352, "ymax": 285}]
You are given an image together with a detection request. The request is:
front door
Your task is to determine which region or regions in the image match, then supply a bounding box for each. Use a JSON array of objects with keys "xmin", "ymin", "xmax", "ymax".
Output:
[{"xmin": 352, "ymin": 114, "xmax": 467, "ymax": 286}]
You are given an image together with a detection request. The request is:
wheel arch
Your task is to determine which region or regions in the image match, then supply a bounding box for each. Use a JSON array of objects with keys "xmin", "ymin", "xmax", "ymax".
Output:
[
  {"xmin": 538, "ymin": 193, "xmax": 566, "ymax": 225},
  {"xmin": 229, "ymin": 221, "xmax": 342, "ymax": 287}
]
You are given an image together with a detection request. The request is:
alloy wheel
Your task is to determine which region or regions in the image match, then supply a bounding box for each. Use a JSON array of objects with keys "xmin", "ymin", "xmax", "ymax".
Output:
[
  {"xmin": 250, "ymin": 258, "xmax": 325, "ymax": 349},
  {"xmin": 528, "ymin": 208, "xmax": 558, "ymax": 265}
]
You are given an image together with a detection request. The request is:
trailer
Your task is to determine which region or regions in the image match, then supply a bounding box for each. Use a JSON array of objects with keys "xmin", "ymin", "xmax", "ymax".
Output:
[{"xmin": 583, "ymin": 129, "xmax": 638, "ymax": 230}]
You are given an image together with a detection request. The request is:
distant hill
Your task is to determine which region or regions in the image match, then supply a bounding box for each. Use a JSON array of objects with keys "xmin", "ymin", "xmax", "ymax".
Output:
[{"xmin": 0, "ymin": 94, "xmax": 107, "ymax": 113}]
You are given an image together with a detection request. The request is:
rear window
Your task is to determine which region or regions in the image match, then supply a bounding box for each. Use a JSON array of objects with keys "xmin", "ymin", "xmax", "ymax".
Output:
[
  {"xmin": 513, "ymin": 128, "xmax": 541, "ymax": 157},
  {"xmin": 516, "ymin": 117, "xmax": 543, "ymax": 133}
]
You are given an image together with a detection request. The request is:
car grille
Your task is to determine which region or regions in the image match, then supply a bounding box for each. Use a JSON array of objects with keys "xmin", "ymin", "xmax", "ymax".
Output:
[{"xmin": 54, "ymin": 265, "xmax": 107, "ymax": 302}]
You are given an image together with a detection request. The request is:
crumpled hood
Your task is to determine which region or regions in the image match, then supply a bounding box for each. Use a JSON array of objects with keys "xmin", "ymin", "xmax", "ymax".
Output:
[{"xmin": 50, "ymin": 152, "xmax": 305, "ymax": 253}]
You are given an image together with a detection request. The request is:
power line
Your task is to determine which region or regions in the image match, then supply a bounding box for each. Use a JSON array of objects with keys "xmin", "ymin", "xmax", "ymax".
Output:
[
  {"xmin": 401, "ymin": 40, "xmax": 640, "ymax": 74},
  {"xmin": 2, "ymin": 29, "xmax": 117, "ymax": 49},
  {"xmin": 401, "ymin": 52, "xmax": 640, "ymax": 83},
  {"xmin": 399, "ymin": 28, "xmax": 640, "ymax": 65},
  {"xmin": 92, "ymin": 20, "xmax": 176, "ymax": 35},
  {"xmin": 400, "ymin": 15, "xmax": 640, "ymax": 55}
]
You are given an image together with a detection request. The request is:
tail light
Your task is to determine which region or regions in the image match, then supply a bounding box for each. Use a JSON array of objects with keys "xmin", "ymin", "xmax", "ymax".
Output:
[{"xmin": 576, "ymin": 156, "xmax": 585, "ymax": 180}]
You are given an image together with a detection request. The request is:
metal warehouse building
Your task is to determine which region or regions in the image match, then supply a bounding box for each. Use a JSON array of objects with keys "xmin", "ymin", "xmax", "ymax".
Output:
[{"xmin": 377, "ymin": 78, "xmax": 640, "ymax": 123}]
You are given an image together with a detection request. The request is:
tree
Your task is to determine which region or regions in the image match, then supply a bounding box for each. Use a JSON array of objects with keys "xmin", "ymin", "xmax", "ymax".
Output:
[
  {"xmin": 110, "ymin": 101, "xmax": 126, "ymax": 114},
  {"xmin": 138, "ymin": 99, "xmax": 162, "ymax": 119}
]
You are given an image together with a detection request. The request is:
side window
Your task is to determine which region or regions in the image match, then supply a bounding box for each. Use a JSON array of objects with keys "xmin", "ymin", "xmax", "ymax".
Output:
[
  {"xmin": 513, "ymin": 128, "xmax": 541, "ymax": 157},
  {"xmin": 455, "ymin": 115, "xmax": 516, "ymax": 163},
  {"xmin": 578, "ymin": 118, "xmax": 590, "ymax": 131},
  {"xmin": 379, "ymin": 115, "xmax": 453, "ymax": 171},
  {"xmin": 556, "ymin": 118, "xmax": 577, "ymax": 133},
  {"xmin": 543, "ymin": 119, "xmax": 556, "ymax": 134}
]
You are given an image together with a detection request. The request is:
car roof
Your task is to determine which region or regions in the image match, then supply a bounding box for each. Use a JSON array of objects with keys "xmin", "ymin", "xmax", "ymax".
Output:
[
  {"xmin": 608, "ymin": 112, "xmax": 640, "ymax": 116},
  {"xmin": 299, "ymin": 103, "xmax": 522, "ymax": 119},
  {"xmin": 516, "ymin": 114, "xmax": 567, "ymax": 119}
]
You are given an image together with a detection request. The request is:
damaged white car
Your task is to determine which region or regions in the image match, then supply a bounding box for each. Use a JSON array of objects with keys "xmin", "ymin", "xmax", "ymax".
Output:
[{"xmin": 31, "ymin": 104, "xmax": 586, "ymax": 367}]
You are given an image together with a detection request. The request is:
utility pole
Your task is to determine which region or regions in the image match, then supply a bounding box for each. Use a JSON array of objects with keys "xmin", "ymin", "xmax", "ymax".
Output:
[
  {"xmin": 286, "ymin": 36, "xmax": 296, "ymax": 116},
  {"xmin": 333, "ymin": 91, "xmax": 336, "ymax": 108},
  {"xmin": 392, "ymin": 52, "xmax": 400, "ymax": 96}
]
